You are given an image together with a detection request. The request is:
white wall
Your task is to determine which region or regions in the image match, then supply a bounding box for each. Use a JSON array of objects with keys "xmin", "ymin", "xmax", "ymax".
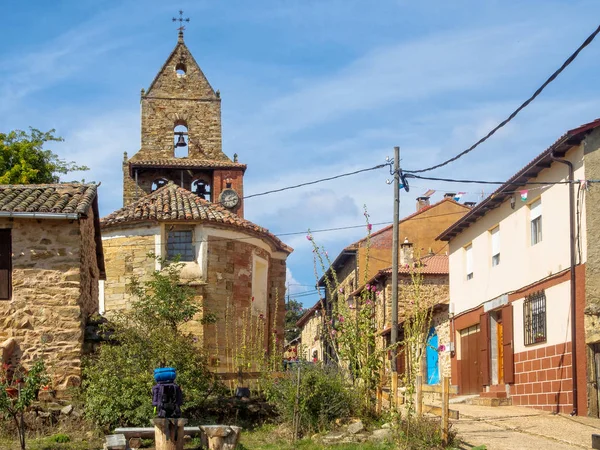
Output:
[
  {"xmin": 512, "ymin": 281, "xmax": 572, "ymax": 353},
  {"xmin": 448, "ymin": 144, "xmax": 585, "ymax": 315}
]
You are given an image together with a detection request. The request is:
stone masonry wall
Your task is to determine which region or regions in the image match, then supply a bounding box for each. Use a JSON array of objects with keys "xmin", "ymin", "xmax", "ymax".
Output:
[
  {"xmin": 584, "ymin": 129, "xmax": 600, "ymax": 343},
  {"xmin": 102, "ymin": 232, "xmax": 156, "ymax": 312},
  {"xmin": 195, "ymin": 235, "xmax": 285, "ymax": 372},
  {"xmin": 0, "ymin": 218, "xmax": 88, "ymax": 390},
  {"xmin": 300, "ymin": 314, "xmax": 323, "ymax": 361},
  {"xmin": 78, "ymin": 207, "xmax": 100, "ymax": 319},
  {"xmin": 375, "ymin": 274, "xmax": 450, "ymax": 375}
]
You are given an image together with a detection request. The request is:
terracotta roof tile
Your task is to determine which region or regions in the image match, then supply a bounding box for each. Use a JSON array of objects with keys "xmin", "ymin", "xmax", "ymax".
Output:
[
  {"xmin": 101, "ymin": 182, "xmax": 292, "ymax": 253},
  {"xmin": 0, "ymin": 184, "xmax": 97, "ymax": 215},
  {"xmin": 385, "ymin": 254, "xmax": 449, "ymax": 275},
  {"xmin": 129, "ymin": 158, "xmax": 247, "ymax": 171}
]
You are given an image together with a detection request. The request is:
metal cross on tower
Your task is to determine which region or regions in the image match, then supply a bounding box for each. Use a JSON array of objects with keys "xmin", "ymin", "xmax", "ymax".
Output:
[{"xmin": 172, "ymin": 10, "xmax": 190, "ymax": 34}]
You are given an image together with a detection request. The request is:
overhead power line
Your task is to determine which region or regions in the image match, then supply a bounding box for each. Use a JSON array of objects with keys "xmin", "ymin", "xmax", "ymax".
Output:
[
  {"xmin": 243, "ymin": 163, "xmax": 390, "ymax": 199},
  {"xmin": 405, "ymin": 22, "xmax": 600, "ymax": 174}
]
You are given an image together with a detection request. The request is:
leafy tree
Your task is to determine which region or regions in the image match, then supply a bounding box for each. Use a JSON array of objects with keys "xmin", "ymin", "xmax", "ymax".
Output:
[
  {"xmin": 285, "ymin": 299, "xmax": 304, "ymax": 343},
  {"xmin": 0, "ymin": 358, "xmax": 49, "ymax": 450},
  {"xmin": 0, "ymin": 128, "xmax": 88, "ymax": 184},
  {"xmin": 83, "ymin": 255, "xmax": 222, "ymax": 430}
]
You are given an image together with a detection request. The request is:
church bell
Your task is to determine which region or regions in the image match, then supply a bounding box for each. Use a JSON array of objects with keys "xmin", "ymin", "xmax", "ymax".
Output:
[{"xmin": 175, "ymin": 133, "xmax": 187, "ymax": 148}]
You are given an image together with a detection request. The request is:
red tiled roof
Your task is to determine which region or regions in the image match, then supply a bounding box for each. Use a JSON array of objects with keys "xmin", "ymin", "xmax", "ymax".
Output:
[
  {"xmin": 437, "ymin": 118, "xmax": 600, "ymax": 241},
  {"xmin": 101, "ymin": 182, "xmax": 292, "ymax": 253},
  {"xmin": 383, "ymin": 254, "xmax": 449, "ymax": 275},
  {"xmin": 0, "ymin": 184, "xmax": 97, "ymax": 215},
  {"xmin": 129, "ymin": 158, "xmax": 246, "ymax": 173}
]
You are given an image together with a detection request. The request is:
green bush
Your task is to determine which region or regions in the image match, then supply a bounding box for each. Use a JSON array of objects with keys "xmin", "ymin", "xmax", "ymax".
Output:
[
  {"xmin": 49, "ymin": 433, "xmax": 70, "ymax": 443},
  {"xmin": 83, "ymin": 256, "xmax": 224, "ymax": 430},
  {"xmin": 264, "ymin": 364, "xmax": 358, "ymax": 435}
]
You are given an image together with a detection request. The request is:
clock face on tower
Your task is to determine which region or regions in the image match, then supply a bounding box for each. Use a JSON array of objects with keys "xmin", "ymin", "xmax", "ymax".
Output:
[{"xmin": 219, "ymin": 188, "xmax": 239, "ymax": 209}]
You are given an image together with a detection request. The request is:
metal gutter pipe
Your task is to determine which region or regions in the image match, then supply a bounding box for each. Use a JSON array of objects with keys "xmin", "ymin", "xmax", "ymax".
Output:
[{"xmin": 551, "ymin": 151, "xmax": 578, "ymax": 416}]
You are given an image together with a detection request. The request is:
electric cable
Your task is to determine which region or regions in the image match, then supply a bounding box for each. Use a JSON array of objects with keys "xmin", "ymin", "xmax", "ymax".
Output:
[
  {"xmin": 243, "ymin": 163, "xmax": 390, "ymax": 199},
  {"xmin": 404, "ymin": 22, "xmax": 600, "ymax": 174}
]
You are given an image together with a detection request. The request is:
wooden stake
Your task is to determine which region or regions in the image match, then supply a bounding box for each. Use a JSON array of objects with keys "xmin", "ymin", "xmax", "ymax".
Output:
[
  {"xmin": 416, "ymin": 375, "xmax": 422, "ymax": 416},
  {"xmin": 441, "ymin": 376, "xmax": 450, "ymax": 445}
]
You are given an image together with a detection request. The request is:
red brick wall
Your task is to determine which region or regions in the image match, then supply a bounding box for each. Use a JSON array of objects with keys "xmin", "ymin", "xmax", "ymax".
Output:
[
  {"xmin": 213, "ymin": 169, "xmax": 244, "ymax": 217},
  {"xmin": 512, "ymin": 342, "xmax": 573, "ymax": 413}
]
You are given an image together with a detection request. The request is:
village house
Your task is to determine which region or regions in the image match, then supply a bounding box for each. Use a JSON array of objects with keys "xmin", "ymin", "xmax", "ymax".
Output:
[
  {"xmin": 0, "ymin": 184, "xmax": 105, "ymax": 396},
  {"xmin": 438, "ymin": 119, "xmax": 600, "ymax": 416},
  {"xmin": 299, "ymin": 195, "xmax": 469, "ymax": 363},
  {"xmin": 296, "ymin": 302, "xmax": 324, "ymax": 362},
  {"xmin": 358, "ymin": 246, "xmax": 451, "ymax": 385},
  {"xmin": 100, "ymin": 28, "xmax": 292, "ymax": 370}
]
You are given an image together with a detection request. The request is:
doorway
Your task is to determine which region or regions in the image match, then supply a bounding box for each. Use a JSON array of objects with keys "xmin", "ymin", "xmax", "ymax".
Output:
[
  {"xmin": 490, "ymin": 310, "xmax": 504, "ymax": 385},
  {"xmin": 426, "ymin": 327, "xmax": 440, "ymax": 384}
]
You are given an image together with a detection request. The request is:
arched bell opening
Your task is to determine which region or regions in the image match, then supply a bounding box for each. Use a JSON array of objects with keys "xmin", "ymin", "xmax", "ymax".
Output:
[
  {"xmin": 191, "ymin": 178, "xmax": 211, "ymax": 201},
  {"xmin": 174, "ymin": 121, "xmax": 189, "ymax": 158}
]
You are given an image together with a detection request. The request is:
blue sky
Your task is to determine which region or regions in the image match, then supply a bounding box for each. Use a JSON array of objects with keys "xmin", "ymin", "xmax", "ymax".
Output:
[{"xmin": 2, "ymin": 0, "xmax": 600, "ymax": 306}]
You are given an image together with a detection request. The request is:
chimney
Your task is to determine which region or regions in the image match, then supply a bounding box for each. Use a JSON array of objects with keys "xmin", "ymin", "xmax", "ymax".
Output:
[
  {"xmin": 416, "ymin": 196, "xmax": 430, "ymax": 211},
  {"xmin": 464, "ymin": 201, "xmax": 476, "ymax": 208},
  {"xmin": 400, "ymin": 238, "xmax": 414, "ymax": 266},
  {"xmin": 444, "ymin": 193, "xmax": 456, "ymax": 200}
]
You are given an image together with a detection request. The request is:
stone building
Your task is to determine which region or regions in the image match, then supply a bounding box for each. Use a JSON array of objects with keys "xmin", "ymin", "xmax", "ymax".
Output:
[
  {"xmin": 101, "ymin": 28, "xmax": 292, "ymax": 370},
  {"xmin": 122, "ymin": 29, "xmax": 246, "ymax": 216},
  {"xmin": 296, "ymin": 302, "xmax": 325, "ymax": 362},
  {"xmin": 0, "ymin": 184, "xmax": 105, "ymax": 394},
  {"xmin": 357, "ymin": 249, "xmax": 451, "ymax": 384}
]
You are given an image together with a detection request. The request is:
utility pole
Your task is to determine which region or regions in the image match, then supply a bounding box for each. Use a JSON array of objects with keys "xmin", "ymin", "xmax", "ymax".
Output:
[{"xmin": 391, "ymin": 146, "xmax": 400, "ymax": 372}]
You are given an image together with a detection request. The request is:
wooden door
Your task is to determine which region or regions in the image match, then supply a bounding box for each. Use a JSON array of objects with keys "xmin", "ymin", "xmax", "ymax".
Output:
[{"xmin": 460, "ymin": 325, "xmax": 482, "ymax": 394}]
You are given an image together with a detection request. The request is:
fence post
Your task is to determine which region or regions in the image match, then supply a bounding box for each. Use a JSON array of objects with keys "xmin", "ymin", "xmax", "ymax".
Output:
[
  {"xmin": 415, "ymin": 375, "xmax": 422, "ymax": 416},
  {"xmin": 441, "ymin": 376, "xmax": 450, "ymax": 445}
]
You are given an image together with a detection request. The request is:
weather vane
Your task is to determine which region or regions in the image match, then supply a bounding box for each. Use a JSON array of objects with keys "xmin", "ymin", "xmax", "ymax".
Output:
[{"xmin": 172, "ymin": 10, "xmax": 190, "ymax": 34}]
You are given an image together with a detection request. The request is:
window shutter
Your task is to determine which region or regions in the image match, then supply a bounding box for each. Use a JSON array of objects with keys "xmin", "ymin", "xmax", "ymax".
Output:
[
  {"xmin": 0, "ymin": 229, "xmax": 11, "ymax": 300},
  {"xmin": 530, "ymin": 199, "xmax": 542, "ymax": 220},
  {"xmin": 502, "ymin": 304, "xmax": 515, "ymax": 384},
  {"xmin": 480, "ymin": 312, "xmax": 490, "ymax": 386}
]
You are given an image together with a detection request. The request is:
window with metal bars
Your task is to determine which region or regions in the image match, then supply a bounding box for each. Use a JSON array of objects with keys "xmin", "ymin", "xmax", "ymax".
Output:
[
  {"xmin": 523, "ymin": 291, "xmax": 546, "ymax": 345},
  {"xmin": 166, "ymin": 230, "xmax": 195, "ymax": 262}
]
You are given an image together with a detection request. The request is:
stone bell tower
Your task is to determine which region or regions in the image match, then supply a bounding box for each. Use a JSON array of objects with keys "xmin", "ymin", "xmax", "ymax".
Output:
[{"xmin": 123, "ymin": 24, "xmax": 246, "ymax": 217}]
